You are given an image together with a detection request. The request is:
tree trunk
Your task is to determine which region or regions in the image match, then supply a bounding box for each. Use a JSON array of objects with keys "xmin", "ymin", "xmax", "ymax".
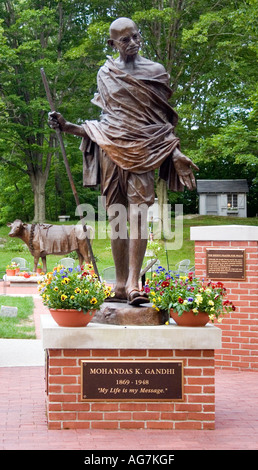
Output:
[
  {"xmin": 28, "ymin": 137, "xmax": 53, "ymax": 223},
  {"xmin": 30, "ymin": 173, "xmax": 47, "ymax": 223},
  {"xmin": 156, "ymin": 177, "xmax": 170, "ymax": 238}
]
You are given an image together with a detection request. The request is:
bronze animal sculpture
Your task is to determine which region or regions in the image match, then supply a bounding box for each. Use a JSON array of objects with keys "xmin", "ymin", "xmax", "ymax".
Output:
[
  {"xmin": 7, "ymin": 219, "xmax": 93, "ymax": 273},
  {"xmin": 48, "ymin": 17, "xmax": 199, "ymax": 306}
]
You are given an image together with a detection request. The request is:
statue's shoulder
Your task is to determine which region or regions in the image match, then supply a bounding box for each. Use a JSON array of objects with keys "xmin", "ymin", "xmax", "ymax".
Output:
[
  {"xmin": 139, "ymin": 56, "xmax": 166, "ymax": 74},
  {"xmin": 99, "ymin": 56, "xmax": 168, "ymax": 81}
]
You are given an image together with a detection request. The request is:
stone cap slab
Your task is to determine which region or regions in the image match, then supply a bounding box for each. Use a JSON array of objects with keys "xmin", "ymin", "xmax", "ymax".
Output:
[
  {"xmin": 3, "ymin": 275, "xmax": 43, "ymax": 284},
  {"xmin": 190, "ymin": 225, "xmax": 258, "ymax": 241},
  {"xmin": 41, "ymin": 314, "xmax": 221, "ymax": 350}
]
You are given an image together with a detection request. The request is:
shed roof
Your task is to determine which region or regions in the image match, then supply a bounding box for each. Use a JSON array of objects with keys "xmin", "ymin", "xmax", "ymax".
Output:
[{"xmin": 197, "ymin": 179, "xmax": 249, "ymax": 194}]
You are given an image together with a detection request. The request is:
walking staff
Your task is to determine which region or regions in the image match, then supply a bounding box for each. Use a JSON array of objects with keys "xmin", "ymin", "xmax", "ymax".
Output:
[{"xmin": 40, "ymin": 68, "xmax": 100, "ymax": 280}]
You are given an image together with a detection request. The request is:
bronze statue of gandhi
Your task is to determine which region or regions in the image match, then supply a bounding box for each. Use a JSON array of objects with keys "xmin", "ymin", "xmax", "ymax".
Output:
[{"xmin": 48, "ymin": 17, "xmax": 198, "ymax": 306}]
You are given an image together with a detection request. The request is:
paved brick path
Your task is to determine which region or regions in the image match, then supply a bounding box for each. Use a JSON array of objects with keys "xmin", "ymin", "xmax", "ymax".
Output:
[{"xmin": 0, "ymin": 367, "xmax": 258, "ymax": 450}]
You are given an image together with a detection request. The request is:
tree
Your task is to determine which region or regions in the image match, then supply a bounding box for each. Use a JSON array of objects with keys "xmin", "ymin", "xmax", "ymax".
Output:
[
  {"xmin": 0, "ymin": 0, "xmax": 105, "ymax": 222},
  {"xmin": 0, "ymin": 1, "xmax": 58, "ymax": 221},
  {"xmin": 132, "ymin": 0, "xmax": 257, "ymax": 214},
  {"xmin": 0, "ymin": 0, "xmax": 257, "ymax": 223}
]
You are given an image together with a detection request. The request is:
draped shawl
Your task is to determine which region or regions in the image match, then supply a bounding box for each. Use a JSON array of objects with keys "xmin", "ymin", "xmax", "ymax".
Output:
[{"xmin": 80, "ymin": 57, "xmax": 183, "ymax": 191}]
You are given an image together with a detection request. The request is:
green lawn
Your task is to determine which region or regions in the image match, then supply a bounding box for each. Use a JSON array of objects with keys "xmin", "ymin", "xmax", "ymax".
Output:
[
  {"xmin": 0, "ymin": 215, "xmax": 257, "ymax": 276},
  {"xmin": 0, "ymin": 296, "xmax": 35, "ymax": 339}
]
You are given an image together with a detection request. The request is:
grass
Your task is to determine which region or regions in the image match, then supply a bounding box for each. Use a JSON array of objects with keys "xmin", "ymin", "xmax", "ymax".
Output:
[
  {"xmin": 0, "ymin": 215, "xmax": 257, "ymax": 275},
  {"xmin": 0, "ymin": 296, "xmax": 35, "ymax": 339}
]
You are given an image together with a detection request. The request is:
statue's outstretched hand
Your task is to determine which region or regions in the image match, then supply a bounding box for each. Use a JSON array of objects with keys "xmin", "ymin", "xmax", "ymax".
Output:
[
  {"xmin": 48, "ymin": 111, "xmax": 67, "ymax": 132},
  {"xmin": 173, "ymin": 148, "xmax": 199, "ymax": 190}
]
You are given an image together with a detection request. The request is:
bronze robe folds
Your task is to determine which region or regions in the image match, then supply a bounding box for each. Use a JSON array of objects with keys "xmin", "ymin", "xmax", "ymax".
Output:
[{"xmin": 80, "ymin": 57, "xmax": 183, "ymax": 192}]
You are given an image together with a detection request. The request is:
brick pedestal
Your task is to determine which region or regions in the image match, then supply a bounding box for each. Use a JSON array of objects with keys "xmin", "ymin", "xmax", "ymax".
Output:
[
  {"xmin": 191, "ymin": 225, "xmax": 258, "ymax": 371},
  {"xmin": 41, "ymin": 315, "xmax": 221, "ymax": 430}
]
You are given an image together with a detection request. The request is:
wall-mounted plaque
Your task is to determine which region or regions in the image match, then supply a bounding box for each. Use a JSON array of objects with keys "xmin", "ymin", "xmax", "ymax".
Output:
[
  {"xmin": 206, "ymin": 249, "xmax": 246, "ymax": 280},
  {"xmin": 81, "ymin": 360, "xmax": 184, "ymax": 401}
]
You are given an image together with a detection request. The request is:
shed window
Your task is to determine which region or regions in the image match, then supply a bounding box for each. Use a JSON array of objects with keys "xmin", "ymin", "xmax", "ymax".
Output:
[{"xmin": 227, "ymin": 194, "xmax": 238, "ymax": 208}]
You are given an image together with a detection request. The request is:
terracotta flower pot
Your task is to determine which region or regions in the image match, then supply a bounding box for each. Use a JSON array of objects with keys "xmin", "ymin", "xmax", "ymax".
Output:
[
  {"xmin": 37, "ymin": 268, "xmax": 42, "ymax": 274},
  {"xmin": 6, "ymin": 269, "xmax": 15, "ymax": 276},
  {"xmin": 170, "ymin": 309, "xmax": 210, "ymax": 327},
  {"xmin": 49, "ymin": 308, "xmax": 96, "ymax": 327}
]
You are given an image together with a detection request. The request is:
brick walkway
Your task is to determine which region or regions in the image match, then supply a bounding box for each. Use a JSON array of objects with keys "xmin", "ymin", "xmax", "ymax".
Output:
[
  {"xmin": 1, "ymin": 367, "xmax": 258, "ymax": 450},
  {"xmin": 0, "ymin": 283, "xmax": 258, "ymax": 450}
]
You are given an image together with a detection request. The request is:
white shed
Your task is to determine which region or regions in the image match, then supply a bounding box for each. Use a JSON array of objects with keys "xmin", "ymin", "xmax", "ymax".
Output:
[{"xmin": 197, "ymin": 179, "xmax": 249, "ymax": 217}]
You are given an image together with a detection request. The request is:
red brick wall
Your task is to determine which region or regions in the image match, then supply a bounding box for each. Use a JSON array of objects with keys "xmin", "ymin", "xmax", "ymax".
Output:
[
  {"xmin": 195, "ymin": 240, "xmax": 258, "ymax": 371},
  {"xmin": 46, "ymin": 348, "xmax": 215, "ymax": 430}
]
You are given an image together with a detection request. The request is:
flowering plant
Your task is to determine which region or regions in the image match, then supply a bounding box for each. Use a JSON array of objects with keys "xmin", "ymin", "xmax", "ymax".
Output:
[
  {"xmin": 38, "ymin": 264, "xmax": 113, "ymax": 313},
  {"xmin": 21, "ymin": 271, "xmax": 31, "ymax": 278},
  {"xmin": 6, "ymin": 262, "xmax": 19, "ymax": 270},
  {"xmin": 6, "ymin": 261, "xmax": 20, "ymax": 270},
  {"xmin": 143, "ymin": 267, "xmax": 236, "ymax": 323}
]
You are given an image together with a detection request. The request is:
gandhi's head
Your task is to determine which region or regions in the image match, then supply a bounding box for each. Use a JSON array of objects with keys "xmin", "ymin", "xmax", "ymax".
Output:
[{"xmin": 108, "ymin": 18, "xmax": 141, "ymax": 61}]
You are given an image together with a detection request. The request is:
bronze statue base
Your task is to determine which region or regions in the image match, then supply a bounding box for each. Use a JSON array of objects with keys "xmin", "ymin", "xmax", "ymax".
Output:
[{"xmin": 92, "ymin": 302, "xmax": 167, "ymax": 326}]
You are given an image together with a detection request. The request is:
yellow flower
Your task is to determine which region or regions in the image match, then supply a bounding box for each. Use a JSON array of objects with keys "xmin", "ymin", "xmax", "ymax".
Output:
[
  {"xmin": 61, "ymin": 294, "xmax": 67, "ymax": 301},
  {"xmin": 61, "ymin": 277, "xmax": 70, "ymax": 284},
  {"xmin": 84, "ymin": 289, "xmax": 89, "ymax": 294},
  {"xmin": 75, "ymin": 288, "xmax": 81, "ymax": 294},
  {"xmin": 54, "ymin": 286, "xmax": 58, "ymax": 291},
  {"xmin": 70, "ymin": 295, "xmax": 75, "ymax": 300},
  {"xmin": 90, "ymin": 297, "xmax": 97, "ymax": 304},
  {"xmin": 208, "ymin": 300, "xmax": 214, "ymax": 306},
  {"xmin": 165, "ymin": 321, "xmax": 169, "ymax": 325},
  {"xmin": 193, "ymin": 308, "xmax": 198, "ymax": 313}
]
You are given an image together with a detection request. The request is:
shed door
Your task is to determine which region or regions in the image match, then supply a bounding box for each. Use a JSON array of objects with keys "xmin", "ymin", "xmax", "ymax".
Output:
[{"xmin": 206, "ymin": 195, "xmax": 218, "ymax": 215}]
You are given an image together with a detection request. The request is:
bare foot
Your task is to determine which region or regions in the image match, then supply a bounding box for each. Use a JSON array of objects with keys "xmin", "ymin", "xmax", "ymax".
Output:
[{"xmin": 105, "ymin": 283, "xmax": 127, "ymax": 302}]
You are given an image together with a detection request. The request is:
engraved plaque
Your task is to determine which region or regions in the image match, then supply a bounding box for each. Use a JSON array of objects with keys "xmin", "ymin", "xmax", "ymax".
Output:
[
  {"xmin": 206, "ymin": 249, "xmax": 246, "ymax": 280},
  {"xmin": 81, "ymin": 360, "xmax": 184, "ymax": 401}
]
